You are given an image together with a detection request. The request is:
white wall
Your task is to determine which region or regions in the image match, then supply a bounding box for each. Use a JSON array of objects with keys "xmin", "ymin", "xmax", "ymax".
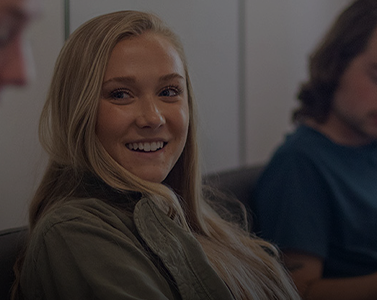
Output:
[
  {"xmin": 0, "ymin": 0, "xmax": 353, "ymax": 230},
  {"xmin": 0, "ymin": 0, "xmax": 64, "ymax": 230}
]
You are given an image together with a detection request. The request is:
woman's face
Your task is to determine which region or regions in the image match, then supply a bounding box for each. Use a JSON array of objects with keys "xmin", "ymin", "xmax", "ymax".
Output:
[{"xmin": 96, "ymin": 32, "xmax": 189, "ymax": 183}]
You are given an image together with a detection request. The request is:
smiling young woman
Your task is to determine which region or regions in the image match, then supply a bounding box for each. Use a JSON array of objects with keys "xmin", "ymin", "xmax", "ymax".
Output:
[
  {"xmin": 12, "ymin": 11, "xmax": 300, "ymax": 300},
  {"xmin": 96, "ymin": 32, "xmax": 189, "ymax": 184}
]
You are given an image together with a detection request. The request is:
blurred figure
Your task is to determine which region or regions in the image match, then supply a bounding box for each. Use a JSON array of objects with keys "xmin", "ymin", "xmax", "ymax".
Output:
[
  {"xmin": 253, "ymin": 0, "xmax": 377, "ymax": 299},
  {"xmin": 0, "ymin": 0, "xmax": 40, "ymax": 98}
]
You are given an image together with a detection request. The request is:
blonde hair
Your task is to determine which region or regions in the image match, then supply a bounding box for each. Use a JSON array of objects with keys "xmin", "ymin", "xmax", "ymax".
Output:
[{"xmin": 18, "ymin": 11, "xmax": 299, "ymax": 299}]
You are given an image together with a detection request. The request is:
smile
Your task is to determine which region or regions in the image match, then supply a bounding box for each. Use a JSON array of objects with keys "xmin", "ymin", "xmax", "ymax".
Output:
[{"xmin": 126, "ymin": 141, "xmax": 165, "ymax": 152}]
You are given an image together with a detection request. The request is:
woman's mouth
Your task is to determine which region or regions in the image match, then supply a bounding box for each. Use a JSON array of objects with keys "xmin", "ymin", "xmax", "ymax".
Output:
[{"xmin": 126, "ymin": 141, "xmax": 166, "ymax": 152}]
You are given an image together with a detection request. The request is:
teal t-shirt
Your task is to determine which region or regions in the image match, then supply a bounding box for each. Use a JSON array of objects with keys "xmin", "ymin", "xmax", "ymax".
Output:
[{"xmin": 253, "ymin": 125, "xmax": 377, "ymax": 278}]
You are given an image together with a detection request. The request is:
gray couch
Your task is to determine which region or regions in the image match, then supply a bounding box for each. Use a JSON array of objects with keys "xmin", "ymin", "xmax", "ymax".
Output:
[
  {"xmin": 0, "ymin": 226, "xmax": 28, "ymax": 300},
  {"xmin": 0, "ymin": 164, "xmax": 264, "ymax": 299}
]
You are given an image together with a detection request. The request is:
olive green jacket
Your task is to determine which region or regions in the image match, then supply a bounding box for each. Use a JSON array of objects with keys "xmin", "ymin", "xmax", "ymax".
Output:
[{"xmin": 20, "ymin": 197, "xmax": 234, "ymax": 300}]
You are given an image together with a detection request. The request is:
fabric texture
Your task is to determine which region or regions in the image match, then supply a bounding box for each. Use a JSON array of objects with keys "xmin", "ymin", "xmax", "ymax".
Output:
[
  {"xmin": 20, "ymin": 191, "xmax": 234, "ymax": 300},
  {"xmin": 252, "ymin": 125, "xmax": 377, "ymax": 278}
]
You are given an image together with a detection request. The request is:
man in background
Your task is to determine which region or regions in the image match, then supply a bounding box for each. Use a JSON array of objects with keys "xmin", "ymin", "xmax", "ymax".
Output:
[
  {"xmin": 0, "ymin": 0, "xmax": 40, "ymax": 99},
  {"xmin": 253, "ymin": 0, "xmax": 377, "ymax": 299}
]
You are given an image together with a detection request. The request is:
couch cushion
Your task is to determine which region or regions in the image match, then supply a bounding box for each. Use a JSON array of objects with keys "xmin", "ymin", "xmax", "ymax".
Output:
[{"xmin": 0, "ymin": 226, "xmax": 28, "ymax": 300}]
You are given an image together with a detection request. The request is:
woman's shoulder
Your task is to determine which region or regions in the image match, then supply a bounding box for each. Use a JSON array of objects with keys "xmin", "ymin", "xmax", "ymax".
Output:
[
  {"xmin": 30, "ymin": 198, "xmax": 136, "ymax": 248},
  {"xmin": 42, "ymin": 198, "xmax": 125, "ymax": 224}
]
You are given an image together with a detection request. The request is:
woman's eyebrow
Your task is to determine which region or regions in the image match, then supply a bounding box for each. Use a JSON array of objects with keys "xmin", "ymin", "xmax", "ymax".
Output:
[
  {"xmin": 102, "ymin": 76, "xmax": 136, "ymax": 86},
  {"xmin": 102, "ymin": 73, "xmax": 185, "ymax": 86},
  {"xmin": 158, "ymin": 73, "xmax": 185, "ymax": 83}
]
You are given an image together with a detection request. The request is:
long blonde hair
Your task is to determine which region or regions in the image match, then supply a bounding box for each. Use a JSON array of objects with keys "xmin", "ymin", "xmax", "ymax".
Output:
[{"xmin": 18, "ymin": 11, "xmax": 299, "ymax": 299}]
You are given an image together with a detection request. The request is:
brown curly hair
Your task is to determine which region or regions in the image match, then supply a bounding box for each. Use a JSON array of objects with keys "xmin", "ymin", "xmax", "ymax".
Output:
[{"xmin": 293, "ymin": 0, "xmax": 377, "ymax": 123}]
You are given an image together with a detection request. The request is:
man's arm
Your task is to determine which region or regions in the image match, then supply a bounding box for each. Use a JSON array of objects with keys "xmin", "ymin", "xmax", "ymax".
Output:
[{"xmin": 284, "ymin": 251, "xmax": 377, "ymax": 300}]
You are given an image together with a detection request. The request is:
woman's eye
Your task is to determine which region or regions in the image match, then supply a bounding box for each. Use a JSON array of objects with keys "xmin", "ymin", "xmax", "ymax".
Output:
[
  {"xmin": 110, "ymin": 89, "xmax": 131, "ymax": 100},
  {"xmin": 159, "ymin": 86, "xmax": 182, "ymax": 97}
]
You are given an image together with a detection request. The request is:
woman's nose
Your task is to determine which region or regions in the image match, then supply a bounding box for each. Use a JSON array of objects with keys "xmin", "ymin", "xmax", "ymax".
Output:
[{"xmin": 135, "ymin": 98, "xmax": 165, "ymax": 129}]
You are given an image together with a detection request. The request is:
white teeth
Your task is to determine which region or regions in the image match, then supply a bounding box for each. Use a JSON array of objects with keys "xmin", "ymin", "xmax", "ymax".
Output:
[{"xmin": 126, "ymin": 141, "xmax": 164, "ymax": 152}]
